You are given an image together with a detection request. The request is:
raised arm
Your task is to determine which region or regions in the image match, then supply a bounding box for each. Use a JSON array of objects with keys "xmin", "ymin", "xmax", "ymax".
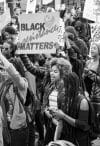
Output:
[
  {"xmin": 0, "ymin": 51, "xmax": 28, "ymax": 90},
  {"xmin": 20, "ymin": 54, "xmax": 46, "ymax": 79}
]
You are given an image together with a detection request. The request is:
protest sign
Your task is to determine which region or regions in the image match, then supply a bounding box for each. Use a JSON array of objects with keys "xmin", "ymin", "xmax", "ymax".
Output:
[
  {"xmin": 55, "ymin": 0, "xmax": 61, "ymax": 10},
  {"xmin": 42, "ymin": 0, "xmax": 53, "ymax": 5},
  {"xmin": 26, "ymin": 0, "xmax": 37, "ymax": 14},
  {"xmin": 83, "ymin": 0, "xmax": 100, "ymax": 22},
  {"xmin": 20, "ymin": 0, "xmax": 27, "ymax": 12},
  {"xmin": 88, "ymin": 23, "xmax": 100, "ymax": 57},
  {"xmin": 58, "ymin": 18, "xmax": 65, "ymax": 47},
  {"xmin": 17, "ymin": 12, "xmax": 60, "ymax": 54},
  {"xmin": 90, "ymin": 23, "xmax": 100, "ymax": 42},
  {"xmin": 83, "ymin": 0, "xmax": 96, "ymax": 21}
]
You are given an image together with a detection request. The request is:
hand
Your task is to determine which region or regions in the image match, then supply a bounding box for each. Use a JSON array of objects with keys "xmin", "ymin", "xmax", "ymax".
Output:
[
  {"xmin": 87, "ymin": 70, "xmax": 96, "ymax": 81},
  {"xmin": 84, "ymin": 67, "xmax": 89, "ymax": 74},
  {"xmin": 45, "ymin": 108, "xmax": 52, "ymax": 119},
  {"xmin": 52, "ymin": 109, "xmax": 65, "ymax": 120}
]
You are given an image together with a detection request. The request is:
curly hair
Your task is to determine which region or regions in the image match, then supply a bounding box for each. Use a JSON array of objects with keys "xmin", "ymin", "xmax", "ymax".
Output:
[{"xmin": 50, "ymin": 57, "xmax": 72, "ymax": 78}]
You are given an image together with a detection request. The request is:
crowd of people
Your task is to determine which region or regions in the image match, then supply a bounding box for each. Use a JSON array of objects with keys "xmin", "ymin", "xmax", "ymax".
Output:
[{"xmin": 0, "ymin": 3, "xmax": 100, "ymax": 146}]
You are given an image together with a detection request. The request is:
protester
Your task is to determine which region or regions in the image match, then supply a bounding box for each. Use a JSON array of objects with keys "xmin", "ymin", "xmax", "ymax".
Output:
[
  {"xmin": 0, "ymin": 48, "xmax": 28, "ymax": 146},
  {"xmin": 83, "ymin": 42, "xmax": 100, "ymax": 136},
  {"xmin": 65, "ymin": 26, "xmax": 88, "ymax": 61},
  {"xmin": 51, "ymin": 72, "xmax": 91, "ymax": 146},
  {"xmin": 20, "ymin": 54, "xmax": 73, "ymax": 144},
  {"xmin": 1, "ymin": 1, "xmax": 100, "ymax": 146}
]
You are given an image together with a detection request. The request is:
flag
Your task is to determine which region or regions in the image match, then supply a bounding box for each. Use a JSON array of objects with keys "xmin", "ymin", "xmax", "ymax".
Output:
[{"xmin": 26, "ymin": 0, "xmax": 37, "ymax": 14}]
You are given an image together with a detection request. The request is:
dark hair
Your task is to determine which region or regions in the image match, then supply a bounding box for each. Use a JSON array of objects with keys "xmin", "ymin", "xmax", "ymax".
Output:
[
  {"xmin": 60, "ymin": 10, "xmax": 66, "ymax": 19},
  {"xmin": 10, "ymin": 44, "xmax": 17, "ymax": 57},
  {"xmin": 65, "ymin": 26, "xmax": 78, "ymax": 40},
  {"xmin": 3, "ymin": 42, "xmax": 17, "ymax": 57},
  {"xmin": 64, "ymin": 72, "xmax": 80, "ymax": 113},
  {"xmin": 4, "ymin": 26, "xmax": 18, "ymax": 35},
  {"xmin": 11, "ymin": 15, "xmax": 19, "ymax": 25}
]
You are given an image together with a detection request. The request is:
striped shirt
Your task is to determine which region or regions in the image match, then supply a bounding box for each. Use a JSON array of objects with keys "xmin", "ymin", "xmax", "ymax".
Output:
[{"xmin": 49, "ymin": 89, "xmax": 58, "ymax": 109}]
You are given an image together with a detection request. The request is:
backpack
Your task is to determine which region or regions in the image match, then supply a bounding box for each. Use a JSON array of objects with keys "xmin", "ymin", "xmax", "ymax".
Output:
[{"xmin": 0, "ymin": 78, "xmax": 35, "ymax": 144}]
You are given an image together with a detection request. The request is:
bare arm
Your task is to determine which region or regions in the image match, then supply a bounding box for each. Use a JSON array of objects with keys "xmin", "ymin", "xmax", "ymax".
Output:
[{"xmin": 63, "ymin": 98, "xmax": 89, "ymax": 130}]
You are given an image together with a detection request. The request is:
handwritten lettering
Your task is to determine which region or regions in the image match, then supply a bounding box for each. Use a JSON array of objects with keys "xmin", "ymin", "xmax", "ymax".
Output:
[
  {"xmin": 21, "ymin": 24, "xmax": 60, "ymax": 43},
  {"xmin": 92, "ymin": 26, "xmax": 100, "ymax": 42}
]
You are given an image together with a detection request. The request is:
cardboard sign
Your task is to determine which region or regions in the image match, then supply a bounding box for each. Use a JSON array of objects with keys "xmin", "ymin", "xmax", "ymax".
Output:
[
  {"xmin": 58, "ymin": 18, "xmax": 65, "ymax": 47},
  {"xmin": 90, "ymin": 23, "xmax": 100, "ymax": 42},
  {"xmin": 17, "ymin": 12, "xmax": 60, "ymax": 54},
  {"xmin": 42, "ymin": 0, "xmax": 53, "ymax": 5},
  {"xmin": 83, "ymin": 0, "xmax": 96, "ymax": 21}
]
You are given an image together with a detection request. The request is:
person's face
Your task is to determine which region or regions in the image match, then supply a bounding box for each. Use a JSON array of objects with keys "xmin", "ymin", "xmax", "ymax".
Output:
[
  {"xmin": 63, "ymin": 12, "xmax": 71, "ymax": 22},
  {"xmin": 50, "ymin": 65, "xmax": 60, "ymax": 83},
  {"xmin": 91, "ymin": 44, "xmax": 99, "ymax": 57},
  {"xmin": 11, "ymin": 18, "xmax": 16, "ymax": 24},
  {"xmin": 2, "ymin": 42, "xmax": 12, "ymax": 59},
  {"xmin": 7, "ymin": 34, "xmax": 18, "ymax": 45}
]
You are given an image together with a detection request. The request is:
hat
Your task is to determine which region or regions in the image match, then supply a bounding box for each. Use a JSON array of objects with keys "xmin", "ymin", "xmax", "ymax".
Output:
[{"xmin": 4, "ymin": 26, "xmax": 18, "ymax": 35}]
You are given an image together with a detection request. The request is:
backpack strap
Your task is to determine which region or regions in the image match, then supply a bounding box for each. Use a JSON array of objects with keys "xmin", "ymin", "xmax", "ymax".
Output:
[
  {"xmin": 14, "ymin": 86, "xmax": 29, "ymax": 125},
  {"xmin": 77, "ymin": 93, "xmax": 97, "ymax": 139}
]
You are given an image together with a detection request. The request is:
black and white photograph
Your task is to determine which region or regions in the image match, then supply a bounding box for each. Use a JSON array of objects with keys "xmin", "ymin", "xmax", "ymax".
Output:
[{"xmin": 0, "ymin": 0, "xmax": 100, "ymax": 146}]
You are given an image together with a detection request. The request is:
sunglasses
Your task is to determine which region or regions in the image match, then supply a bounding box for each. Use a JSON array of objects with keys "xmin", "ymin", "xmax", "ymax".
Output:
[{"xmin": 2, "ymin": 47, "xmax": 10, "ymax": 51}]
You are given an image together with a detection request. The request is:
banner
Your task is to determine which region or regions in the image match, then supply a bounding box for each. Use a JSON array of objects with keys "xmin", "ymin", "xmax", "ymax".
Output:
[
  {"xmin": 26, "ymin": 0, "xmax": 37, "ymax": 14},
  {"xmin": 17, "ymin": 12, "xmax": 60, "ymax": 54}
]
